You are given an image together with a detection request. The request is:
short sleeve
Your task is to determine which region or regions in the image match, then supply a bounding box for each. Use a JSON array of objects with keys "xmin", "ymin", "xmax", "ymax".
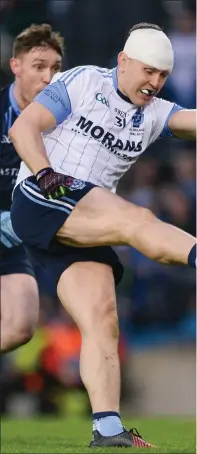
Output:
[
  {"xmin": 148, "ymin": 98, "xmax": 184, "ymax": 143},
  {"xmin": 34, "ymin": 80, "xmax": 71, "ymax": 125}
]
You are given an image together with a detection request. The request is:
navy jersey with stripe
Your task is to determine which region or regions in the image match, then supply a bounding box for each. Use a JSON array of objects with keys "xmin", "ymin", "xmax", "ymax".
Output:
[{"xmin": 0, "ymin": 84, "xmax": 21, "ymax": 211}]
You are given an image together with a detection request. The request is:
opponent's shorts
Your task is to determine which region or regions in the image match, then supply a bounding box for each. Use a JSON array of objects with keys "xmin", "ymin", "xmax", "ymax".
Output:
[
  {"xmin": 0, "ymin": 210, "xmax": 35, "ymax": 277},
  {"xmin": 11, "ymin": 176, "xmax": 124, "ymax": 286}
]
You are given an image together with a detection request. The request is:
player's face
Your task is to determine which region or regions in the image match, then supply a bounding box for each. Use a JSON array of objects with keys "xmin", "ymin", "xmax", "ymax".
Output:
[
  {"xmin": 10, "ymin": 46, "xmax": 62, "ymax": 104},
  {"xmin": 118, "ymin": 53, "xmax": 169, "ymax": 106}
]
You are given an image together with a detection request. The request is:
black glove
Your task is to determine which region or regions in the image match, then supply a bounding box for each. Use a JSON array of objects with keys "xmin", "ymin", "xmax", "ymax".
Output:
[{"xmin": 36, "ymin": 167, "xmax": 71, "ymax": 200}]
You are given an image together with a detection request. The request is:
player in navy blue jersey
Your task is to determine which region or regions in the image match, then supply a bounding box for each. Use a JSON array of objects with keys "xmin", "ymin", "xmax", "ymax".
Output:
[{"xmin": 0, "ymin": 24, "xmax": 63, "ymax": 352}]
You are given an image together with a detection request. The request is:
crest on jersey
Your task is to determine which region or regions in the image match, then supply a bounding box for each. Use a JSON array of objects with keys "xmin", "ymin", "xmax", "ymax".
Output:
[
  {"xmin": 131, "ymin": 108, "xmax": 144, "ymax": 128},
  {"xmin": 65, "ymin": 176, "xmax": 86, "ymax": 191}
]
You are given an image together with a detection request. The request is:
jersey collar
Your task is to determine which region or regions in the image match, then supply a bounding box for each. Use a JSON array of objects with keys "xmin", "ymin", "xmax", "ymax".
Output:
[
  {"xmin": 9, "ymin": 83, "xmax": 21, "ymax": 116},
  {"xmin": 112, "ymin": 67, "xmax": 118, "ymax": 91}
]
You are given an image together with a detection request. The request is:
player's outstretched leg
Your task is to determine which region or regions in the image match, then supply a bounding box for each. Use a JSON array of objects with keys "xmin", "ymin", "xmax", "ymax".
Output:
[
  {"xmin": 57, "ymin": 261, "xmax": 154, "ymax": 448},
  {"xmin": 56, "ymin": 187, "xmax": 196, "ymax": 268}
]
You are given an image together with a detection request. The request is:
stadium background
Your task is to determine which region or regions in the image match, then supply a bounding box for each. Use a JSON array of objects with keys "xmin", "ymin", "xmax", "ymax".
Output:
[{"xmin": 0, "ymin": 0, "xmax": 196, "ymax": 419}]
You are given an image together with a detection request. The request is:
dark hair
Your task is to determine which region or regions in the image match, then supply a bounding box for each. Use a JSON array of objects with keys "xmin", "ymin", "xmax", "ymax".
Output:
[
  {"xmin": 129, "ymin": 22, "xmax": 162, "ymax": 34},
  {"xmin": 13, "ymin": 23, "xmax": 64, "ymax": 58}
]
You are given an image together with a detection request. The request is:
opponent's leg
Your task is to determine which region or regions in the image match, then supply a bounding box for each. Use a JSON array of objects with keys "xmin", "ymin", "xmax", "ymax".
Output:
[
  {"xmin": 56, "ymin": 187, "xmax": 196, "ymax": 266},
  {"xmin": 0, "ymin": 274, "xmax": 39, "ymax": 353}
]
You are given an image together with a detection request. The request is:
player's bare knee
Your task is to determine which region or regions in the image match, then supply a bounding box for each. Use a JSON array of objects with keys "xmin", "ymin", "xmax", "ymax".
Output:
[
  {"xmin": 83, "ymin": 298, "xmax": 119, "ymax": 341},
  {"xmin": 100, "ymin": 300, "xmax": 119, "ymax": 335},
  {"xmin": 1, "ymin": 274, "xmax": 39, "ymax": 348},
  {"xmin": 1, "ymin": 314, "xmax": 35, "ymax": 351},
  {"xmin": 102, "ymin": 309, "xmax": 119, "ymax": 341},
  {"xmin": 12, "ymin": 309, "xmax": 36, "ymax": 340},
  {"xmin": 13, "ymin": 318, "xmax": 35, "ymax": 345},
  {"xmin": 132, "ymin": 206, "xmax": 156, "ymax": 227},
  {"xmin": 121, "ymin": 206, "xmax": 154, "ymax": 241}
]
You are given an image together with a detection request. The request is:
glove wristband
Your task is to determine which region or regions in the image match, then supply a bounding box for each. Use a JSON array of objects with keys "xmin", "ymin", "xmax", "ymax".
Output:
[{"xmin": 36, "ymin": 167, "xmax": 54, "ymax": 181}]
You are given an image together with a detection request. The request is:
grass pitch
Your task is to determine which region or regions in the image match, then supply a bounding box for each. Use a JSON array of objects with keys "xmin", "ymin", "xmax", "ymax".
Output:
[{"xmin": 1, "ymin": 416, "xmax": 196, "ymax": 453}]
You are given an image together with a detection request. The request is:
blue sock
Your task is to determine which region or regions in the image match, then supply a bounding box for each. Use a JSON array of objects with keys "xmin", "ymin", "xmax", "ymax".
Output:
[
  {"xmin": 93, "ymin": 411, "xmax": 124, "ymax": 436},
  {"xmin": 188, "ymin": 245, "xmax": 197, "ymax": 268}
]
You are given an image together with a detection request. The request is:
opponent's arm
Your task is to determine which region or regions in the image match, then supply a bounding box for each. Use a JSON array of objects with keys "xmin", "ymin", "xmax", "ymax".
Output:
[
  {"xmin": 168, "ymin": 109, "xmax": 196, "ymax": 140},
  {"xmin": 9, "ymin": 81, "xmax": 72, "ymax": 199},
  {"xmin": 9, "ymin": 101, "xmax": 56, "ymax": 174}
]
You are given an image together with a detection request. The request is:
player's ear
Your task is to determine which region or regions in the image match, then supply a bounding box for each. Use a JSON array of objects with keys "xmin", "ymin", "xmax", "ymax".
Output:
[
  {"xmin": 118, "ymin": 52, "xmax": 127, "ymax": 72},
  {"xmin": 10, "ymin": 57, "xmax": 21, "ymax": 77}
]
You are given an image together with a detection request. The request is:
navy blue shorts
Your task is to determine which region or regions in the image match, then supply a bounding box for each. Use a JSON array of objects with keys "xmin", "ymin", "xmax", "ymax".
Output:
[
  {"xmin": 11, "ymin": 176, "xmax": 124, "ymax": 286},
  {"xmin": 0, "ymin": 243, "xmax": 35, "ymax": 277},
  {"xmin": 0, "ymin": 210, "xmax": 35, "ymax": 277}
]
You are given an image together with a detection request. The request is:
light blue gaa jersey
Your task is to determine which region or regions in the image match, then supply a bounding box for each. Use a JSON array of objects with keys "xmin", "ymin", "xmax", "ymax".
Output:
[{"xmin": 16, "ymin": 65, "xmax": 183, "ymax": 193}]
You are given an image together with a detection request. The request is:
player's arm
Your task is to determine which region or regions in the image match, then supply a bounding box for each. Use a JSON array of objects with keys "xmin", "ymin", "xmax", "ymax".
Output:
[
  {"xmin": 168, "ymin": 109, "xmax": 196, "ymax": 140},
  {"xmin": 9, "ymin": 102, "xmax": 56, "ymax": 174},
  {"xmin": 9, "ymin": 81, "xmax": 71, "ymax": 174},
  {"xmin": 9, "ymin": 81, "xmax": 72, "ymax": 199}
]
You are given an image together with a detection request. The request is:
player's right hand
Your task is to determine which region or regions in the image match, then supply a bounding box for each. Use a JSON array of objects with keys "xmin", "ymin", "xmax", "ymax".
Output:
[{"xmin": 36, "ymin": 167, "xmax": 70, "ymax": 200}]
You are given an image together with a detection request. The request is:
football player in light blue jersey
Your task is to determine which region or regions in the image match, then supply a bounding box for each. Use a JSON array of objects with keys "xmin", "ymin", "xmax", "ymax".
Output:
[{"xmin": 10, "ymin": 23, "xmax": 196, "ymax": 448}]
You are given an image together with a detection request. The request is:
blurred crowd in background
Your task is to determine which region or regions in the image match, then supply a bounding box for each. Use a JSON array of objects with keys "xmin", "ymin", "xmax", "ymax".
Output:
[{"xmin": 0, "ymin": 0, "xmax": 196, "ymax": 417}]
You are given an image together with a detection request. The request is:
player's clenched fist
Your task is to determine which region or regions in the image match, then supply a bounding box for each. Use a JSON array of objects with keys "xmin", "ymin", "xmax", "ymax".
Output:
[{"xmin": 36, "ymin": 167, "xmax": 70, "ymax": 200}]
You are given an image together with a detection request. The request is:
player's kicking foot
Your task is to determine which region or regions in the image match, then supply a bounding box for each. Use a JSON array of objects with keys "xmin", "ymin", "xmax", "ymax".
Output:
[
  {"xmin": 89, "ymin": 427, "xmax": 156, "ymax": 448},
  {"xmin": 129, "ymin": 428, "xmax": 156, "ymax": 447}
]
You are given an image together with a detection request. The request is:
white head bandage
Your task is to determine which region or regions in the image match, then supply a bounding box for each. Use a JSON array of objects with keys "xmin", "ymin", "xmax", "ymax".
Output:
[{"xmin": 123, "ymin": 28, "xmax": 174, "ymax": 72}]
